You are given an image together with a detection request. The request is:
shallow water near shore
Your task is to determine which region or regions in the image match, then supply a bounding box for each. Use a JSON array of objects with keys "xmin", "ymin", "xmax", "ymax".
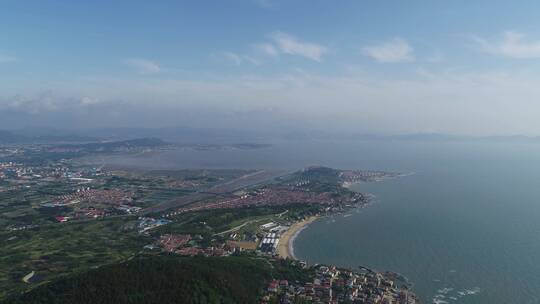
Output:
[{"xmin": 100, "ymin": 139, "xmax": 540, "ymax": 303}]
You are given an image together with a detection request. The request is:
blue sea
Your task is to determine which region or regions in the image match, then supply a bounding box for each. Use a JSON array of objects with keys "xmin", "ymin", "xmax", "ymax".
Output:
[{"xmin": 102, "ymin": 139, "xmax": 540, "ymax": 303}]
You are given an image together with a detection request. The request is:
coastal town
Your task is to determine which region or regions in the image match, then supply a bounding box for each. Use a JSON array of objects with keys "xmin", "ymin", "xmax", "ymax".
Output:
[
  {"xmin": 0, "ymin": 141, "xmax": 415, "ymax": 303},
  {"xmin": 263, "ymin": 264, "xmax": 416, "ymax": 304},
  {"xmin": 144, "ymin": 217, "xmax": 417, "ymax": 303}
]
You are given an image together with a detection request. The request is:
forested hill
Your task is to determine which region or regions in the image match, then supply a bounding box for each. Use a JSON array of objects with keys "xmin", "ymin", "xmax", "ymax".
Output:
[{"xmin": 3, "ymin": 255, "xmax": 274, "ymax": 304}]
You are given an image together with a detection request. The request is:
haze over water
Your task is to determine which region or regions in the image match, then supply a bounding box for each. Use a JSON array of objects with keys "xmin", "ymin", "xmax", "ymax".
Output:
[{"xmin": 103, "ymin": 140, "xmax": 540, "ymax": 303}]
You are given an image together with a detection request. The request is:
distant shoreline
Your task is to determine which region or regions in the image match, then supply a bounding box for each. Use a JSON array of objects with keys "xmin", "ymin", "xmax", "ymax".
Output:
[{"xmin": 278, "ymin": 216, "xmax": 320, "ymax": 259}]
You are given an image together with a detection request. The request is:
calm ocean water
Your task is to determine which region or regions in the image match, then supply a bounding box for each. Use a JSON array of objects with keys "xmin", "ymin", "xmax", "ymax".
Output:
[{"xmin": 102, "ymin": 140, "xmax": 540, "ymax": 303}]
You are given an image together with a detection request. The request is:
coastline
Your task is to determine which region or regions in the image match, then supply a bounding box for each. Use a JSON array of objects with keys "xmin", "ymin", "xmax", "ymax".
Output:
[
  {"xmin": 278, "ymin": 180, "xmax": 379, "ymax": 260},
  {"xmin": 278, "ymin": 216, "xmax": 320, "ymax": 259}
]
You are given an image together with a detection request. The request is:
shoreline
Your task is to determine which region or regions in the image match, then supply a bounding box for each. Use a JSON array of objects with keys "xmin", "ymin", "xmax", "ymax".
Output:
[
  {"xmin": 277, "ymin": 216, "xmax": 320, "ymax": 259},
  {"xmin": 278, "ymin": 179, "xmax": 383, "ymax": 260}
]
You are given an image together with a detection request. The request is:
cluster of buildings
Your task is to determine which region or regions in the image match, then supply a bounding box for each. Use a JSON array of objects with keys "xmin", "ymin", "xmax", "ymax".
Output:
[
  {"xmin": 263, "ymin": 264, "xmax": 416, "ymax": 304},
  {"xmin": 1, "ymin": 160, "xmax": 134, "ymax": 224},
  {"xmin": 74, "ymin": 207, "xmax": 106, "ymax": 219},
  {"xmin": 148, "ymin": 224, "xmax": 418, "ymax": 303},
  {"xmin": 115, "ymin": 204, "xmax": 142, "ymax": 214},
  {"xmin": 260, "ymin": 221, "xmax": 288, "ymax": 233},
  {"xmin": 0, "ymin": 147, "xmax": 21, "ymax": 158},
  {"xmin": 41, "ymin": 187, "xmax": 139, "ymax": 221},
  {"xmin": 259, "ymin": 232, "xmax": 280, "ymax": 253},
  {"xmin": 157, "ymin": 234, "xmax": 192, "ymax": 252},
  {"xmin": 0, "ymin": 162, "xmax": 46, "ymax": 180},
  {"xmin": 46, "ymin": 187, "xmax": 133, "ymax": 206},
  {"xmin": 165, "ymin": 187, "xmax": 340, "ymax": 217},
  {"xmin": 146, "ymin": 232, "xmax": 232, "ymax": 257},
  {"xmin": 339, "ymin": 170, "xmax": 399, "ymax": 183},
  {"xmin": 146, "ymin": 217, "xmax": 288, "ymax": 257},
  {"xmin": 0, "ymin": 161, "xmax": 101, "ymax": 182},
  {"xmin": 138, "ymin": 217, "xmax": 171, "ymax": 233},
  {"xmin": 175, "ymin": 246, "xmax": 228, "ymax": 257},
  {"xmin": 54, "ymin": 207, "xmax": 106, "ymax": 222}
]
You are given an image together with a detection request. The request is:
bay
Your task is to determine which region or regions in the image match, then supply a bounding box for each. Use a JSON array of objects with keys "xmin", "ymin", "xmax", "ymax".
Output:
[{"xmin": 101, "ymin": 139, "xmax": 540, "ymax": 303}]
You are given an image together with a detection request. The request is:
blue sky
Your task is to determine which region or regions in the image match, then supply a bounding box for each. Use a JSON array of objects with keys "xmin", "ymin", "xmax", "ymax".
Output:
[{"xmin": 3, "ymin": 0, "xmax": 540, "ymax": 134}]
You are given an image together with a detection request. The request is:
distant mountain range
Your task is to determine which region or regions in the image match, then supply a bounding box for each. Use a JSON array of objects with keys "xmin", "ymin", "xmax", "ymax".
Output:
[
  {"xmin": 0, "ymin": 130, "xmax": 99, "ymax": 144},
  {"xmin": 0, "ymin": 127, "xmax": 266, "ymax": 144},
  {"xmin": 51, "ymin": 137, "xmax": 169, "ymax": 152},
  {"xmin": 348, "ymin": 133, "xmax": 540, "ymax": 143},
  {"xmin": 2, "ymin": 127, "xmax": 540, "ymax": 145}
]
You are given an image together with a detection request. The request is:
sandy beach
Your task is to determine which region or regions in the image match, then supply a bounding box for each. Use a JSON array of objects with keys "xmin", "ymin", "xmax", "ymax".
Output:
[{"xmin": 277, "ymin": 216, "xmax": 319, "ymax": 259}]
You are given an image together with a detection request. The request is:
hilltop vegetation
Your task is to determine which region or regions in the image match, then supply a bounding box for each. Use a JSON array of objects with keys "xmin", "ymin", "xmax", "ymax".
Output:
[{"xmin": 3, "ymin": 255, "xmax": 276, "ymax": 304}]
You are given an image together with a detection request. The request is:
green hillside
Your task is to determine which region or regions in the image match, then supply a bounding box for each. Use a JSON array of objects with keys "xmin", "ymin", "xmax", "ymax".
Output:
[{"xmin": 3, "ymin": 255, "xmax": 273, "ymax": 304}]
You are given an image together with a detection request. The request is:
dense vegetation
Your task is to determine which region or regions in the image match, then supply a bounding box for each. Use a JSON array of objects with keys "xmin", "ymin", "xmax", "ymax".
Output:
[{"xmin": 3, "ymin": 255, "xmax": 276, "ymax": 304}]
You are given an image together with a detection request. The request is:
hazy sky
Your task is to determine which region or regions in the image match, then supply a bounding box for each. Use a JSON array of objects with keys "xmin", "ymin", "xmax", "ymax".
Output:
[{"xmin": 3, "ymin": 0, "xmax": 540, "ymax": 135}]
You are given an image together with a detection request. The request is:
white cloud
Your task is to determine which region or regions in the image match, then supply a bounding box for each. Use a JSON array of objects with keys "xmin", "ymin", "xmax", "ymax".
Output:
[
  {"xmin": 6, "ymin": 68, "xmax": 540, "ymax": 135},
  {"xmin": 362, "ymin": 38, "xmax": 414, "ymax": 63},
  {"xmin": 223, "ymin": 52, "xmax": 260, "ymax": 65},
  {"xmin": 124, "ymin": 58, "xmax": 161, "ymax": 74},
  {"xmin": 254, "ymin": 43, "xmax": 278, "ymax": 57},
  {"xmin": 269, "ymin": 32, "xmax": 327, "ymax": 61},
  {"xmin": 80, "ymin": 96, "xmax": 101, "ymax": 105},
  {"xmin": 0, "ymin": 54, "xmax": 17, "ymax": 63},
  {"xmin": 473, "ymin": 31, "xmax": 540, "ymax": 59},
  {"xmin": 224, "ymin": 52, "xmax": 243, "ymax": 65}
]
